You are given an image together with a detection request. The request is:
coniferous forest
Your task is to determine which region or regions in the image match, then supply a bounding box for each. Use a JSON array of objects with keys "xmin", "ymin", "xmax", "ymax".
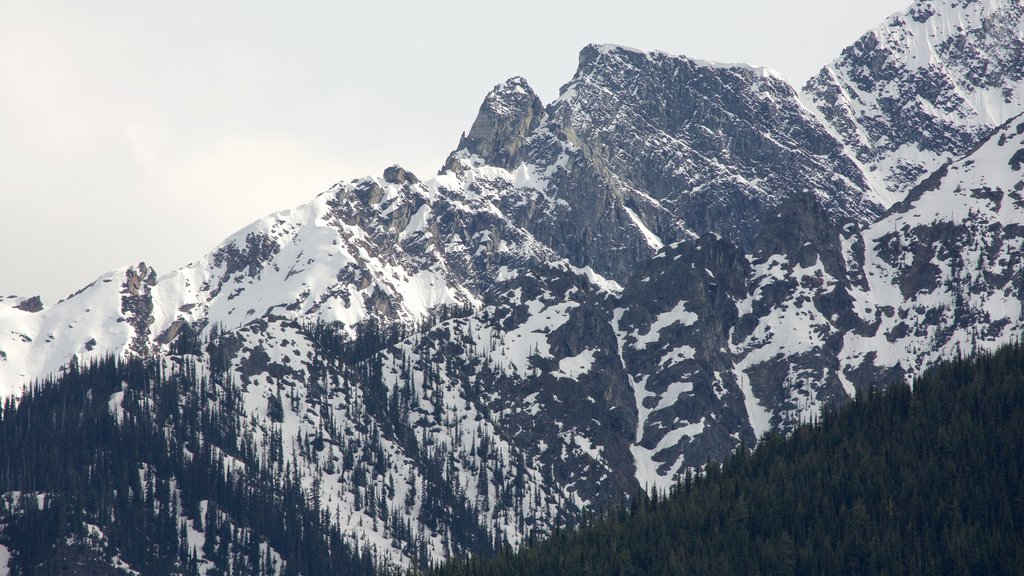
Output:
[
  {"xmin": 432, "ymin": 344, "xmax": 1024, "ymax": 576},
  {"xmin": 0, "ymin": 350, "xmax": 387, "ymax": 576}
]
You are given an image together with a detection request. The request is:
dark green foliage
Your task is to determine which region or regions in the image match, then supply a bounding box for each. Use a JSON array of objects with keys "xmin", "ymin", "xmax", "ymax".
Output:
[
  {"xmin": 432, "ymin": 344, "xmax": 1024, "ymax": 576},
  {"xmin": 303, "ymin": 304, "xmax": 473, "ymax": 368},
  {"xmin": 0, "ymin": 354, "xmax": 386, "ymax": 576}
]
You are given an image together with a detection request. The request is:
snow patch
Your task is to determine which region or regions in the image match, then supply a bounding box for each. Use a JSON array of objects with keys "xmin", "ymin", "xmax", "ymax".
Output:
[
  {"xmin": 553, "ymin": 349, "xmax": 597, "ymax": 380},
  {"xmin": 631, "ymin": 301, "xmax": 698, "ymax": 350}
]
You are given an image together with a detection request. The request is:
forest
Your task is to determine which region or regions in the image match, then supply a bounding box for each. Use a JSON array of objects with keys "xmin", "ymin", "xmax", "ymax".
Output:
[
  {"xmin": 432, "ymin": 344, "xmax": 1024, "ymax": 576},
  {"xmin": 0, "ymin": 349, "xmax": 384, "ymax": 575},
  {"xmin": 0, "ymin": 314, "xmax": 489, "ymax": 575}
]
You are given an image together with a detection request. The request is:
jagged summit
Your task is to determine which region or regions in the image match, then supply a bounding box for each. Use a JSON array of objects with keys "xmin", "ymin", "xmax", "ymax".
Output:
[
  {"xmin": 446, "ymin": 76, "xmax": 544, "ymax": 171},
  {"xmin": 548, "ymin": 42, "xmax": 882, "ymax": 249},
  {"xmin": 0, "ymin": 295, "xmax": 43, "ymax": 313},
  {"xmin": 436, "ymin": 42, "xmax": 885, "ymax": 287},
  {"xmin": 382, "ymin": 164, "xmax": 419, "ymax": 185}
]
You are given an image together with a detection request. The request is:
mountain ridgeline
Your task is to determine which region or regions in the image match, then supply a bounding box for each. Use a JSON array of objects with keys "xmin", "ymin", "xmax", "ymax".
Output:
[{"xmin": 1, "ymin": 0, "xmax": 1024, "ymax": 572}]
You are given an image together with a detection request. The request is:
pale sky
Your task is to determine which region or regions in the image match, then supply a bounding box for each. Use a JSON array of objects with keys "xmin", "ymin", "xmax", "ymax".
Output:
[{"xmin": 1, "ymin": 0, "xmax": 912, "ymax": 305}]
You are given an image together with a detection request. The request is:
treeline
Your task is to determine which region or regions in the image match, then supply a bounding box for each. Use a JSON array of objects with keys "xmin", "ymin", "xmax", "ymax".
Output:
[
  {"xmin": 302, "ymin": 303, "xmax": 476, "ymax": 367},
  {"xmin": 0, "ymin": 354, "xmax": 386, "ymax": 576},
  {"xmin": 432, "ymin": 343, "xmax": 1024, "ymax": 576}
]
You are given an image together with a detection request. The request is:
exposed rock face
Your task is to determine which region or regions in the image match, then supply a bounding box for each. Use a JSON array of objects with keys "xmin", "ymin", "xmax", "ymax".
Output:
[
  {"xmin": 613, "ymin": 234, "xmax": 753, "ymax": 481},
  {"xmin": 802, "ymin": 0, "xmax": 1024, "ymax": 204},
  {"xmin": 121, "ymin": 262, "xmax": 157, "ymax": 356},
  {"xmin": 383, "ymin": 164, "xmax": 420, "ymax": 185},
  {"xmin": 548, "ymin": 45, "xmax": 881, "ymax": 247},
  {"xmin": 445, "ymin": 45, "xmax": 883, "ymax": 283},
  {"xmin": 840, "ymin": 115, "xmax": 1024, "ymax": 382},
  {"xmin": 13, "ymin": 296, "xmax": 43, "ymax": 313},
  {"xmin": 447, "ymin": 77, "xmax": 545, "ymax": 171}
]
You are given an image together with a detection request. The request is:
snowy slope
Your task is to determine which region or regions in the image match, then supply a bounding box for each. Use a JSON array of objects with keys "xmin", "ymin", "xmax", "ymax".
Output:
[
  {"xmin": 0, "ymin": 165, "xmax": 616, "ymax": 394},
  {"xmin": 842, "ymin": 115, "xmax": 1024, "ymax": 381},
  {"xmin": 603, "ymin": 116, "xmax": 1024, "ymax": 489},
  {"xmin": 0, "ymin": 272, "xmax": 143, "ymax": 395},
  {"xmin": 803, "ymin": 0, "xmax": 1024, "ymax": 204}
]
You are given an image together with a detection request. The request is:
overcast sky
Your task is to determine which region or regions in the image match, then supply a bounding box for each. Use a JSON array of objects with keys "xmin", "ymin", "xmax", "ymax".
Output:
[{"xmin": 1, "ymin": 0, "xmax": 912, "ymax": 305}]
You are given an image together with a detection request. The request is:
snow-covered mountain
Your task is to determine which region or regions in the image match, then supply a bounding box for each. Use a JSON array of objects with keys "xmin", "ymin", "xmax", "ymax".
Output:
[
  {"xmin": 802, "ymin": 0, "xmax": 1024, "ymax": 204},
  {"xmin": 844, "ymin": 114, "xmax": 1024, "ymax": 381},
  {"xmin": 2, "ymin": 0, "xmax": 1024, "ymax": 570}
]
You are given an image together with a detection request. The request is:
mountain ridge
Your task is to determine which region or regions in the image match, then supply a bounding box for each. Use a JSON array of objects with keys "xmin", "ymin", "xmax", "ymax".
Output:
[{"xmin": 2, "ymin": 0, "xmax": 1024, "ymax": 570}]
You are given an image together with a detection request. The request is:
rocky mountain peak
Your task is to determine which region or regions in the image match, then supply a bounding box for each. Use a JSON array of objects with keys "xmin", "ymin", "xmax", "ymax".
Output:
[
  {"xmin": 123, "ymin": 262, "xmax": 157, "ymax": 294},
  {"xmin": 547, "ymin": 43, "xmax": 879, "ymax": 252},
  {"xmin": 12, "ymin": 296, "xmax": 43, "ymax": 313},
  {"xmin": 447, "ymin": 76, "xmax": 544, "ymax": 171},
  {"xmin": 8, "ymin": 8, "xmax": 1024, "ymax": 571},
  {"xmin": 573, "ymin": 43, "xmax": 783, "ymax": 83}
]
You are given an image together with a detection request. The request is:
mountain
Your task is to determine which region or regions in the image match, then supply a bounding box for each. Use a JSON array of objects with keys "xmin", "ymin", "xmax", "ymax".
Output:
[
  {"xmin": 2, "ymin": 0, "xmax": 1024, "ymax": 571},
  {"xmin": 802, "ymin": 0, "xmax": 1024, "ymax": 204}
]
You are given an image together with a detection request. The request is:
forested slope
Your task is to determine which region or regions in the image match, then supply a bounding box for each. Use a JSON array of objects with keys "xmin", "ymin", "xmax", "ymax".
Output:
[
  {"xmin": 0, "ymin": 351, "xmax": 389, "ymax": 576},
  {"xmin": 433, "ymin": 343, "xmax": 1024, "ymax": 575}
]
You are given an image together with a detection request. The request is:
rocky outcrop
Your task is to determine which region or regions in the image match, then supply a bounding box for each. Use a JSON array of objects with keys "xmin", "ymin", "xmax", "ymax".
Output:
[
  {"xmin": 120, "ymin": 262, "xmax": 157, "ymax": 357},
  {"xmin": 445, "ymin": 77, "xmax": 545, "ymax": 171},
  {"xmin": 13, "ymin": 296, "xmax": 43, "ymax": 313},
  {"xmin": 446, "ymin": 44, "xmax": 882, "ymax": 284}
]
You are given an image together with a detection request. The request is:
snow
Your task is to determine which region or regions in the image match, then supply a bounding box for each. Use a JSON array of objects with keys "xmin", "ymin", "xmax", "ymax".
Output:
[
  {"xmin": 83, "ymin": 524, "xmax": 140, "ymax": 575},
  {"xmin": 591, "ymin": 43, "xmax": 782, "ymax": 79},
  {"xmin": 839, "ymin": 115, "xmax": 1024, "ymax": 381},
  {"xmin": 735, "ymin": 371, "xmax": 773, "ymax": 440},
  {"xmin": 0, "ymin": 543, "xmax": 9, "ymax": 576},
  {"xmin": 736, "ymin": 257, "xmax": 834, "ymax": 365},
  {"xmin": 659, "ymin": 344, "xmax": 695, "ymax": 369},
  {"xmin": 623, "ymin": 206, "xmax": 664, "ymax": 250},
  {"xmin": 399, "ymin": 204, "xmax": 431, "ymax": 241},
  {"xmin": 803, "ymin": 0, "xmax": 1024, "ymax": 202},
  {"xmin": 0, "ymin": 161, "xmax": 582, "ymax": 394},
  {"xmin": 498, "ymin": 296, "xmax": 579, "ymax": 376},
  {"xmin": 1, "ymin": 13, "xmax": 1022, "ymax": 567},
  {"xmin": 552, "ymin": 349, "xmax": 597, "ymax": 380},
  {"xmin": 654, "ymin": 378, "xmax": 694, "ymax": 411},
  {"xmin": 730, "ymin": 252, "xmax": 843, "ymax": 428},
  {"xmin": 613, "ymin": 304, "xmax": 704, "ymax": 491},
  {"xmin": 630, "ymin": 300, "xmax": 698, "ymax": 350},
  {"xmin": 654, "ymin": 419, "xmax": 705, "ymax": 454},
  {"xmin": 569, "ymin": 264, "xmax": 624, "ymax": 294},
  {"xmin": 108, "ymin": 387, "xmax": 126, "ymax": 424},
  {"xmin": 0, "ymin": 266, "xmax": 135, "ymax": 395},
  {"xmin": 631, "ymin": 416, "xmax": 706, "ymax": 493},
  {"xmin": 566, "ymin": 432, "xmax": 604, "ymax": 464}
]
